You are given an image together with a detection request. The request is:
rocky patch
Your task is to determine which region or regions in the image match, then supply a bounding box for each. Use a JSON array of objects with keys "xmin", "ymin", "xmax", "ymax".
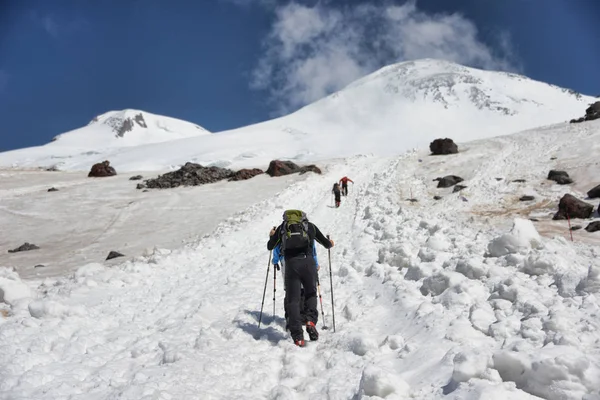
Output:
[
  {"xmin": 88, "ymin": 161, "xmax": 117, "ymax": 177},
  {"xmin": 129, "ymin": 175, "xmax": 143, "ymax": 181},
  {"xmin": 519, "ymin": 195, "xmax": 535, "ymax": 201},
  {"xmin": 47, "ymin": 187, "xmax": 59, "ymax": 192},
  {"xmin": 453, "ymin": 185, "xmax": 467, "ymax": 193},
  {"xmin": 228, "ymin": 168, "xmax": 264, "ymax": 181},
  {"xmin": 8, "ymin": 243, "xmax": 40, "ymax": 253},
  {"xmin": 141, "ymin": 162, "xmax": 233, "ymax": 189},
  {"xmin": 429, "ymin": 138, "xmax": 458, "ymax": 155},
  {"xmin": 553, "ymin": 194, "xmax": 594, "ymax": 220}
]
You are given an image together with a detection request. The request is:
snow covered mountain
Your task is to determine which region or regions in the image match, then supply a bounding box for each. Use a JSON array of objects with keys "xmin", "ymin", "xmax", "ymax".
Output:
[
  {"xmin": 0, "ymin": 59, "xmax": 595, "ymax": 173},
  {"xmin": 0, "ymin": 109, "xmax": 211, "ymax": 171},
  {"xmin": 52, "ymin": 109, "xmax": 211, "ymax": 147}
]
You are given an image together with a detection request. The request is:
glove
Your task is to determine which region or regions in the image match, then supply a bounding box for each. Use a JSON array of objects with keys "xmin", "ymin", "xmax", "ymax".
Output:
[{"xmin": 275, "ymin": 263, "xmax": 280, "ymax": 271}]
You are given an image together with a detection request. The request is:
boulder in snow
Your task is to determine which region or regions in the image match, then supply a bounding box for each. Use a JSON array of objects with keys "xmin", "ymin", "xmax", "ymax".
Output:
[
  {"xmin": 585, "ymin": 221, "xmax": 600, "ymax": 232},
  {"xmin": 47, "ymin": 187, "xmax": 59, "ymax": 192},
  {"xmin": 265, "ymin": 160, "xmax": 301, "ymax": 177},
  {"xmin": 8, "ymin": 242, "xmax": 40, "ymax": 253},
  {"xmin": 129, "ymin": 175, "xmax": 143, "ymax": 181},
  {"xmin": 228, "ymin": 168, "xmax": 264, "ymax": 181},
  {"xmin": 436, "ymin": 175, "xmax": 464, "ymax": 188},
  {"xmin": 88, "ymin": 160, "xmax": 117, "ymax": 177},
  {"xmin": 429, "ymin": 138, "xmax": 458, "ymax": 155},
  {"xmin": 433, "ymin": 195, "xmax": 443, "ymax": 200},
  {"xmin": 552, "ymin": 194, "xmax": 593, "ymax": 220},
  {"xmin": 453, "ymin": 185, "xmax": 467, "ymax": 193},
  {"xmin": 519, "ymin": 195, "xmax": 535, "ymax": 201},
  {"xmin": 106, "ymin": 251, "xmax": 125, "ymax": 260},
  {"xmin": 512, "ymin": 179, "xmax": 526, "ymax": 183},
  {"xmin": 586, "ymin": 184, "xmax": 600, "ymax": 199},
  {"xmin": 547, "ymin": 170, "xmax": 573, "ymax": 185}
]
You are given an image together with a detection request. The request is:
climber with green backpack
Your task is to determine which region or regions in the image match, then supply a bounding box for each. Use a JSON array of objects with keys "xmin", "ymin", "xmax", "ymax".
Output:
[{"xmin": 267, "ymin": 210, "xmax": 334, "ymax": 347}]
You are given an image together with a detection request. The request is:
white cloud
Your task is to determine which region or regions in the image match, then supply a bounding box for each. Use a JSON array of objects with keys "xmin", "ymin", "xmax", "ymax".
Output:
[{"xmin": 251, "ymin": 1, "xmax": 519, "ymax": 114}]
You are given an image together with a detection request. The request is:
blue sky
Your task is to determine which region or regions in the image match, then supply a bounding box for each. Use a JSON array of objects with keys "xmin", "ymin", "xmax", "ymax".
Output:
[{"xmin": 1, "ymin": 0, "xmax": 599, "ymax": 151}]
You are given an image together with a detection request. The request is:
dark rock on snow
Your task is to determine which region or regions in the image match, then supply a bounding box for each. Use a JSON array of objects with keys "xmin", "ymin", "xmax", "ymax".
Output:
[
  {"xmin": 512, "ymin": 179, "xmax": 526, "ymax": 183},
  {"xmin": 553, "ymin": 194, "xmax": 594, "ymax": 220},
  {"xmin": 433, "ymin": 195, "xmax": 443, "ymax": 200},
  {"xmin": 519, "ymin": 195, "xmax": 535, "ymax": 201},
  {"xmin": 8, "ymin": 242, "xmax": 40, "ymax": 253},
  {"xmin": 88, "ymin": 160, "xmax": 117, "ymax": 177},
  {"xmin": 129, "ymin": 175, "xmax": 143, "ymax": 181},
  {"xmin": 587, "ymin": 184, "xmax": 600, "ymax": 199},
  {"xmin": 453, "ymin": 185, "xmax": 467, "ymax": 193},
  {"xmin": 142, "ymin": 162, "xmax": 233, "ymax": 189},
  {"xmin": 299, "ymin": 165, "xmax": 322, "ymax": 175},
  {"xmin": 34, "ymin": 264, "xmax": 46, "ymax": 268},
  {"xmin": 228, "ymin": 168, "xmax": 264, "ymax": 181},
  {"xmin": 585, "ymin": 221, "xmax": 600, "ymax": 233},
  {"xmin": 47, "ymin": 187, "xmax": 59, "ymax": 192},
  {"xmin": 547, "ymin": 170, "xmax": 573, "ymax": 185},
  {"xmin": 570, "ymin": 225, "xmax": 583, "ymax": 231},
  {"xmin": 266, "ymin": 160, "xmax": 300, "ymax": 177},
  {"xmin": 137, "ymin": 183, "xmax": 146, "ymax": 190},
  {"xmin": 436, "ymin": 175, "xmax": 464, "ymax": 188},
  {"xmin": 106, "ymin": 251, "xmax": 125, "ymax": 260},
  {"xmin": 495, "ymin": 178, "xmax": 503, "ymax": 181},
  {"xmin": 429, "ymin": 138, "xmax": 458, "ymax": 155}
]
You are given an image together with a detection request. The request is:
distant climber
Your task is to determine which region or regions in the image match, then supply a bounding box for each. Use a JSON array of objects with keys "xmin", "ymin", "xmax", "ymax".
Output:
[
  {"xmin": 332, "ymin": 183, "xmax": 341, "ymax": 208},
  {"xmin": 267, "ymin": 210, "xmax": 334, "ymax": 347},
  {"xmin": 339, "ymin": 176, "xmax": 354, "ymax": 196}
]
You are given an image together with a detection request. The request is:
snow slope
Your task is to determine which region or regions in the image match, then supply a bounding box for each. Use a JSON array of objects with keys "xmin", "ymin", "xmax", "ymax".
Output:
[
  {"xmin": 0, "ymin": 59, "xmax": 595, "ymax": 172},
  {"xmin": 0, "ymin": 109, "xmax": 210, "ymax": 170},
  {"xmin": 1, "ymin": 119, "xmax": 600, "ymax": 399}
]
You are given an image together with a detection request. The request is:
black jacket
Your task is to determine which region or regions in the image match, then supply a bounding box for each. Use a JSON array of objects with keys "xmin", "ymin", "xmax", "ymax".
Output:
[{"xmin": 267, "ymin": 222, "xmax": 332, "ymax": 259}]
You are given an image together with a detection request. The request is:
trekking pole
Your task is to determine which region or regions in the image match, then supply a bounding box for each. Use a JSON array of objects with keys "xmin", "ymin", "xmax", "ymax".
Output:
[
  {"xmin": 326, "ymin": 235, "xmax": 336, "ymax": 332},
  {"xmin": 273, "ymin": 260, "xmax": 277, "ymax": 317},
  {"xmin": 258, "ymin": 250, "xmax": 272, "ymax": 329},
  {"xmin": 317, "ymin": 273, "xmax": 328, "ymax": 330}
]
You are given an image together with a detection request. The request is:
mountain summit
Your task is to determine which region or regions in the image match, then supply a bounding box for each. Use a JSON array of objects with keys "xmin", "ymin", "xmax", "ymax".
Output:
[
  {"xmin": 0, "ymin": 59, "xmax": 595, "ymax": 171},
  {"xmin": 51, "ymin": 109, "xmax": 211, "ymax": 148}
]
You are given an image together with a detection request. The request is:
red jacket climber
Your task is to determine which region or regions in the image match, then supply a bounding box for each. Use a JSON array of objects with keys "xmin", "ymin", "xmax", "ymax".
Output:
[{"xmin": 339, "ymin": 176, "xmax": 354, "ymax": 196}]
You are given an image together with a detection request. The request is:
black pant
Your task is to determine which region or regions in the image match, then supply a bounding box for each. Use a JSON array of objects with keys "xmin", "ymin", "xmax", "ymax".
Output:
[
  {"xmin": 284, "ymin": 255, "xmax": 318, "ymax": 340},
  {"xmin": 342, "ymin": 183, "xmax": 348, "ymax": 196}
]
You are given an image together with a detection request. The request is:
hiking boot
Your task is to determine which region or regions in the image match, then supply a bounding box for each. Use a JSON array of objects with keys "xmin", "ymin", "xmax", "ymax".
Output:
[
  {"xmin": 306, "ymin": 321, "xmax": 319, "ymax": 341},
  {"xmin": 294, "ymin": 339, "xmax": 306, "ymax": 347}
]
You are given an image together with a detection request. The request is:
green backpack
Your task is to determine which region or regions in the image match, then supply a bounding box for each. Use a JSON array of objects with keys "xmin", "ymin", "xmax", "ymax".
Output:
[{"xmin": 281, "ymin": 209, "xmax": 311, "ymax": 254}]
